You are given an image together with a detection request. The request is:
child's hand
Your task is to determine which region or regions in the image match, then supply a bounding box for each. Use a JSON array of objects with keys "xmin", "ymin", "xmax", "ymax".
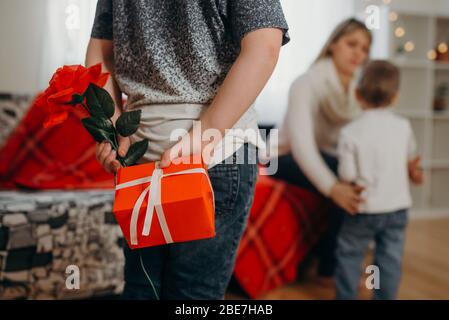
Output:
[
  {"xmin": 96, "ymin": 136, "xmax": 130, "ymax": 173},
  {"xmin": 159, "ymin": 125, "xmax": 215, "ymax": 168},
  {"xmin": 409, "ymin": 156, "xmax": 424, "ymax": 185}
]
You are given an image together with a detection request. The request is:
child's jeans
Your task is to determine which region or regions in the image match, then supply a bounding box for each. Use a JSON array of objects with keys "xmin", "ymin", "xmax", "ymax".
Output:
[
  {"xmin": 121, "ymin": 144, "xmax": 258, "ymax": 300},
  {"xmin": 336, "ymin": 209, "xmax": 409, "ymax": 300}
]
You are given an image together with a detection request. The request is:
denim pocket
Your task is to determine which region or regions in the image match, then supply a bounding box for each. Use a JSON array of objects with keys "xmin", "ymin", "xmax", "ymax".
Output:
[
  {"xmin": 389, "ymin": 209, "xmax": 409, "ymax": 229},
  {"xmin": 208, "ymin": 163, "xmax": 239, "ymax": 217}
]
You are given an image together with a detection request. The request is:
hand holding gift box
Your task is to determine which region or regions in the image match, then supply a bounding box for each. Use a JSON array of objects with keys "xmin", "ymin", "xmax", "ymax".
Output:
[
  {"xmin": 40, "ymin": 64, "xmax": 216, "ymax": 249},
  {"xmin": 113, "ymin": 156, "xmax": 215, "ymax": 249}
]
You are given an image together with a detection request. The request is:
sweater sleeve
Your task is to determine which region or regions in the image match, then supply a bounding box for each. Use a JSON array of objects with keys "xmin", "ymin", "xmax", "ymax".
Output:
[
  {"xmin": 91, "ymin": 0, "xmax": 113, "ymax": 40},
  {"xmin": 227, "ymin": 0, "xmax": 290, "ymax": 47},
  {"xmin": 286, "ymin": 77, "xmax": 338, "ymax": 196},
  {"xmin": 337, "ymin": 129, "xmax": 358, "ymax": 183}
]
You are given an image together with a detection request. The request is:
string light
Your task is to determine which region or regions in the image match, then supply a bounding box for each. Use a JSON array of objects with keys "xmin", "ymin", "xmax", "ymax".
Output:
[
  {"xmin": 389, "ymin": 11, "xmax": 399, "ymax": 22},
  {"xmin": 438, "ymin": 42, "xmax": 448, "ymax": 54},
  {"xmin": 404, "ymin": 41, "xmax": 415, "ymax": 52},
  {"xmin": 427, "ymin": 50, "xmax": 437, "ymax": 60},
  {"xmin": 395, "ymin": 27, "xmax": 406, "ymax": 38},
  {"xmin": 388, "ymin": 4, "xmax": 445, "ymax": 63}
]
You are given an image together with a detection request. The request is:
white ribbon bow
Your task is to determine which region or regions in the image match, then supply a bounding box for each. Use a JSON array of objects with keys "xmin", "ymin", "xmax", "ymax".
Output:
[{"xmin": 115, "ymin": 163, "xmax": 214, "ymax": 246}]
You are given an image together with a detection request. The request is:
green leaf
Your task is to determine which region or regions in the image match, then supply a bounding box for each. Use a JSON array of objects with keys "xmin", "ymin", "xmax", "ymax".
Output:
[
  {"xmin": 116, "ymin": 110, "xmax": 142, "ymax": 137},
  {"xmin": 71, "ymin": 93, "xmax": 85, "ymax": 105},
  {"xmin": 85, "ymin": 116, "xmax": 114, "ymax": 132},
  {"xmin": 85, "ymin": 85, "xmax": 103, "ymax": 118},
  {"xmin": 81, "ymin": 117, "xmax": 116, "ymax": 147},
  {"xmin": 94, "ymin": 84, "xmax": 115, "ymax": 118},
  {"xmin": 123, "ymin": 139, "xmax": 149, "ymax": 167},
  {"xmin": 85, "ymin": 83, "xmax": 115, "ymax": 119}
]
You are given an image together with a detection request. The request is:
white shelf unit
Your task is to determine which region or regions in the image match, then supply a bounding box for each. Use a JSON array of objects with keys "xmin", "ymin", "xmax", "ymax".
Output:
[{"xmin": 387, "ymin": 7, "xmax": 449, "ymax": 217}]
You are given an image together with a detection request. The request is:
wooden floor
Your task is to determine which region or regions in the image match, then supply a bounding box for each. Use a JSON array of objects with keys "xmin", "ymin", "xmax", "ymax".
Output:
[{"xmin": 227, "ymin": 218, "xmax": 449, "ymax": 300}]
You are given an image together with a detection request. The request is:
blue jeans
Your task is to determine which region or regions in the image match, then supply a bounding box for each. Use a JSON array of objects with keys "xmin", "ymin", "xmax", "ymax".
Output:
[
  {"xmin": 336, "ymin": 209, "xmax": 409, "ymax": 300},
  {"xmin": 121, "ymin": 144, "xmax": 258, "ymax": 300}
]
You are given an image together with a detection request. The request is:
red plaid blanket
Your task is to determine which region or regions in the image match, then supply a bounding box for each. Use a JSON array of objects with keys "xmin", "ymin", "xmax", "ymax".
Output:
[
  {"xmin": 234, "ymin": 175, "xmax": 330, "ymax": 299},
  {"xmin": 0, "ymin": 97, "xmax": 114, "ymax": 189}
]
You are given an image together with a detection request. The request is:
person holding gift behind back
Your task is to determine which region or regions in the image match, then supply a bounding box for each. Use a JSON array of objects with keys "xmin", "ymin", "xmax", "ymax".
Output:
[{"xmin": 86, "ymin": 0, "xmax": 289, "ymax": 300}]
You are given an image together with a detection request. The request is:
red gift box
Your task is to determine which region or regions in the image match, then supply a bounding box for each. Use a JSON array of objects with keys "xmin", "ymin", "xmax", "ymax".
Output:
[{"xmin": 113, "ymin": 155, "xmax": 215, "ymax": 250}]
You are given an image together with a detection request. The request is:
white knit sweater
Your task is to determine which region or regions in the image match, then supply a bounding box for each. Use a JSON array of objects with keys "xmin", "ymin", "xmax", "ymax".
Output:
[{"xmin": 269, "ymin": 58, "xmax": 361, "ymax": 196}]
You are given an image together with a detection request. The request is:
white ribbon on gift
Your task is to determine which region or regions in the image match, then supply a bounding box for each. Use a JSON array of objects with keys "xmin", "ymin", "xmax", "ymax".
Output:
[{"xmin": 115, "ymin": 163, "xmax": 215, "ymax": 246}]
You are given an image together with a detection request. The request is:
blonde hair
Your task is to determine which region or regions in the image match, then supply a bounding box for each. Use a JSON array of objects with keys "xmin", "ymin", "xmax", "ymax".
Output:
[{"xmin": 315, "ymin": 18, "xmax": 372, "ymax": 62}]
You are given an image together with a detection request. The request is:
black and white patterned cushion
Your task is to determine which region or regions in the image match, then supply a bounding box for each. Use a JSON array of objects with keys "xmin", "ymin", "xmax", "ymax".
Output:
[
  {"xmin": 0, "ymin": 191, "xmax": 124, "ymax": 299},
  {"xmin": 0, "ymin": 93, "xmax": 32, "ymax": 148}
]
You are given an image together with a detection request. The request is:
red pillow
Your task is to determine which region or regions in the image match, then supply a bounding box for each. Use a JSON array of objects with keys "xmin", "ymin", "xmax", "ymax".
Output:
[{"xmin": 0, "ymin": 96, "xmax": 114, "ymax": 189}]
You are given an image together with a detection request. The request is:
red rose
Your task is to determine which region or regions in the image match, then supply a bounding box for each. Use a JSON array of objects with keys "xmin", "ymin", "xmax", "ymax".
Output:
[{"xmin": 37, "ymin": 63, "xmax": 109, "ymax": 128}]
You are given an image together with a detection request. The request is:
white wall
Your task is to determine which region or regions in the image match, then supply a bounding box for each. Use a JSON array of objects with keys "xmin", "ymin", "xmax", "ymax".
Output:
[
  {"xmin": 0, "ymin": 0, "xmax": 47, "ymax": 94},
  {"xmin": 0, "ymin": 0, "xmax": 96, "ymax": 95},
  {"xmin": 38, "ymin": 0, "xmax": 97, "ymax": 90},
  {"xmin": 255, "ymin": 0, "xmax": 356, "ymax": 126},
  {"xmin": 386, "ymin": 0, "xmax": 449, "ymax": 15}
]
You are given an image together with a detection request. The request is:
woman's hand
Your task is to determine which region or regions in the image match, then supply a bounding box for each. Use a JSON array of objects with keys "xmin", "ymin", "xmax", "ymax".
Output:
[
  {"xmin": 329, "ymin": 182, "xmax": 364, "ymax": 215},
  {"xmin": 96, "ymin": 136, "xmax": 130, "ymax": 173}
]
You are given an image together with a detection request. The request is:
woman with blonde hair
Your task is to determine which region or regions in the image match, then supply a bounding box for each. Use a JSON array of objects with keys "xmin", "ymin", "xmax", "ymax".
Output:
[{"xmin": 271, "ymin": 18, "xmax": 372, "ymax": 282}]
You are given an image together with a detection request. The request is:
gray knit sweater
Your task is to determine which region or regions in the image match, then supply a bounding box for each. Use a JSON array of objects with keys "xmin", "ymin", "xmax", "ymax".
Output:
[{"xmin": 91, "ymin": 0, "xmax": 290, "ymax": 109}]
